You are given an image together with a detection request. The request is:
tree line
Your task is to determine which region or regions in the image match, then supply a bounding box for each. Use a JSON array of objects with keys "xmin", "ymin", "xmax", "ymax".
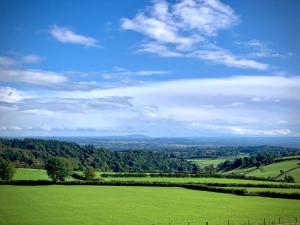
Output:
[{"xmin": 0, "ymin": 138, "xmax": 195, "ymax": 173}]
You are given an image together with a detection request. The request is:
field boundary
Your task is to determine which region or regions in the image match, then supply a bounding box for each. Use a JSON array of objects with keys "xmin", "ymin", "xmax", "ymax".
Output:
[{"xmin": 1, "ymin": 180, "xmax": 300, "ymax": 199}]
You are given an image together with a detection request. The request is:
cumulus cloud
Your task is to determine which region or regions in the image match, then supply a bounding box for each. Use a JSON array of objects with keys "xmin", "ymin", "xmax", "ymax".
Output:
[
  {"xmin": 49, "ymin": 25, "xmax": 100, "ymax": 48},
  {"xmin": 121, "ymin": 0, "xmax": 269, "ymax": 70}
]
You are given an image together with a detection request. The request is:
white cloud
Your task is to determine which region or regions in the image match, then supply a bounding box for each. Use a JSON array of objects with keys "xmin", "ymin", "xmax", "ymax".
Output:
[
  {"xmin": 0, "ymin": 68, "xmax": 67, "ymax": 87},
  {"xmin": 138, "ymin": 42, "xmax": 183, "ymax": 57},
  {"xmin": 0, "ymin": 56, "xmax": 17, "ymax": 67},
  {"xmin": 231, "ymin": 102, "xmax": 244, "ymax": 107},
  {"xmin": 121, "ymin": 0, "xmax": 269, "ymax": 70},
  {"xmin": 172, "ymin": 0, "xmax": 238, "ymax": 36},
  {"xmin": 1, "ymin": 75, "xmax": 299, "ymax": 136},
  {"xmin": 21, "ymin": 54, "xmax": 43, "ymax": 63},
  {"xmin": 0, "ymin": 54, "xmax": 43, "ymax": 67},
  {"xmin": 49, "ymin": 25, "xmax": 99, "ymax": 48},
  {"xmin": 0, "ymin": 87, "xmax": 32, "ymax": 103},
  {"xmin": 191, "ymin": 49, "xmax": 269, "ymax": 70}
]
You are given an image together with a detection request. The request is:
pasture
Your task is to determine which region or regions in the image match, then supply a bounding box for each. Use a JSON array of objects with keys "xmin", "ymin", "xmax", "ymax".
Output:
[
  {"xmin": 0, "ymin": 185, "xmax": 300, "ymax": 225},
  {"xmin": 245, "ymin": 160, "xmax": 300, "ymax": 181},
  {"xmin": 13, "ymin": 168, "xmax": 49, "ymax": 180},
  {"xmin": 104, "ymin": 176, "xmax": 288, "ymax": 185}
]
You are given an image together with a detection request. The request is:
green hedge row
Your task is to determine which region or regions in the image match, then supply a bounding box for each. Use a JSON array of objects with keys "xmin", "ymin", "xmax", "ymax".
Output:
[{"xmin": 100, "ymin": 172, "xmax": 285, "ymax": 182}]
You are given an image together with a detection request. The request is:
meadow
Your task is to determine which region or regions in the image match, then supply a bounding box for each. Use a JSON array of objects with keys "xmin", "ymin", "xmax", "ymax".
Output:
[
  {"xmin": 188, "ymin": 158, "xmax": 228, "ymax": 167},
  {"xmin": 226, "ymin": 160, "xmax": 300, "ymax": 182},
  {"xmin": 1, "ymin": 185, "xmax": 300, "ymax": 225}
]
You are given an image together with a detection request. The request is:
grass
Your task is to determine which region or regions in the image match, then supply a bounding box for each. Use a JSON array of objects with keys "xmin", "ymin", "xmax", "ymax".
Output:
[
  {"xmin": 224, "ymin": 160, "xmax": 300, "ymax": 182},
  {"xmin": 13, "ymin": 168, "xmax": 50, "ymax": 180},
  {"xmin": 246, "ymin": 160, "xmax": 300, "ymax": 180},
  {"xmin": 13, "ymin": 168, "xmax": 75, "ymax": 181},
  {"xmin": 0, "ymin": 185, "xmax": 299, "ymax": 225},
  {"xmin": 13, "ymin": 168, "xmax": 298, "ymax": 186},
  {"xmin": 103, "ymin": 176, "xmax": 288, "ymax": 185},
  {"xmin": 223, "ymin": 187, "xmax": 300, "ymax": 194},
  {"xmin": 189, "ymin": 158, "xmax": 228, "ymax": 167}
]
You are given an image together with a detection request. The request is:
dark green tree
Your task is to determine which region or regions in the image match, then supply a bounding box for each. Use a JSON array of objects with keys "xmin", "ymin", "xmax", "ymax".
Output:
[
  {"xmin": 0, "ymin": 158, "xmax": 15, "ymax": 181},
  {"xmin": 45, "ymin": 157, "xmax": 73, "ymax": 182},
  {"xmin": 84, "ymin": 167, "xmax": 96, "ymax": 181},
  {"xmin": 284, "ymin": 175, "xmax": 295, "ymax": 183}
]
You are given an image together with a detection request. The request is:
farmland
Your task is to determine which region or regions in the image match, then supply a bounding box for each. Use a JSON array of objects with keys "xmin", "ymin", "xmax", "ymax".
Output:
[
  {"xmin": 13, "ymin": 168, "xmax": 49, "ymax": 180},
  {"xmin": 224, "ymin": 159, "xmax": 300, "ymax": 182},
  {"xmin": 1, "ymin": 185, "xmax": 300, "ymax": 225}
]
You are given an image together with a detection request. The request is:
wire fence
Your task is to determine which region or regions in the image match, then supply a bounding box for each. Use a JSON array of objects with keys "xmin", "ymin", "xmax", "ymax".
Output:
[{"xmin": 119, "ymin": 218, "xmax": 300, "ymax": 225}]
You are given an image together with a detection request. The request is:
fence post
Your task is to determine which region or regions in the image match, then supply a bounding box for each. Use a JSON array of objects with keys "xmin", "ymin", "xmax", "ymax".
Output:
[
  {"xmin": 228, "ymin": 220, "xmax": 230, "ymax": 225},
  {"xmin": 263, "ymin": 218, "xmax": 266, "ymax": 225}
]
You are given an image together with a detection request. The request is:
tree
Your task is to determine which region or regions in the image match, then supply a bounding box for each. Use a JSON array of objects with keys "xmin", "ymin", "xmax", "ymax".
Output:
[
  {"xmin": 45, "ymin": 157, "xmax": 73, "ymax": 182},
  {"xmin": 0, "ymin": 159, "xmax": 15, "ymax": 181},
  {"xmin": 84, "ymin": 167, "xmax": 96, "ymax": 181},
  {"xmin": 284, "ymin": 175, "xmax": 295, "ymax": 183}
]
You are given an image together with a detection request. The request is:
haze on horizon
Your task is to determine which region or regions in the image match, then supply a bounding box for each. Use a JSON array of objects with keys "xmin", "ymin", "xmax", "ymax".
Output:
[{"xmin": 0, "ymin": 0, "xmax": 300, "ymax": 137}]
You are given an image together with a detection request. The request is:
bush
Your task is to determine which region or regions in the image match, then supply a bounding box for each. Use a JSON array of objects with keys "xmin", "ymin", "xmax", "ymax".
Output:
[
  {"xmin": 45, "ymin": 157, "xmax": 73, "ymax": 182},
  {"xmin": 0, "ymin": 158, "xmax": 15, "ymax": 181}
]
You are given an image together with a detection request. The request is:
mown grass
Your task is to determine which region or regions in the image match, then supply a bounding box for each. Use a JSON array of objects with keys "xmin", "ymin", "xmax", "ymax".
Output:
[{"xmin": 0, "ymin": 185, "xmax": 299, "ymax": 225}]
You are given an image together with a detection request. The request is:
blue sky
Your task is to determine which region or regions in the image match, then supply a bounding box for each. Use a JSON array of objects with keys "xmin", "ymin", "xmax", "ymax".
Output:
[{"xmin": 0, "ymin": 0, "xmax": 299, "ymax": 137}]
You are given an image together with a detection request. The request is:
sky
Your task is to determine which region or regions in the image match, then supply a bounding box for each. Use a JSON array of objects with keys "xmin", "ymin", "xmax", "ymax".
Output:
[{"xmin": 0, "ymin": 0, "xmax": 299, "ymax": 137}]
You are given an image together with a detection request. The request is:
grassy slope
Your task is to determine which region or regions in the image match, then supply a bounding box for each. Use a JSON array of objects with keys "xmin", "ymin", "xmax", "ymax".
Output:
[
  {"xmin": 13, "ymin": 168, "xmax": 75, "ymax": 181},
  {"xmin": 246, "ymin": 160, "xmax": 300, "ymax": 181},
  {"xmin": 13, "ymin": 168, "xmax": 50, "ymax": 181},
  {"xmin": 223, "ymin": 160, "xmax": 300, "ymax": 182},
  {"xmin": 1, "ymin": 185, "xmax": 299, "ymax": 225}
]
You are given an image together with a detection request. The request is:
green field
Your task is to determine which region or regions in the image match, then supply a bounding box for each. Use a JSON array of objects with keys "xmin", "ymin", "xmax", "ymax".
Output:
[
  {"xmin": 0, "ymin": 185, "xmax": 299, "ymax": 225},
  {"xmin": 104, "ymin": 176, "xmax": 290, "ymax": 185},
  {"xmin": 245, "ymin": 160, "xmax": 300, "ymax": 181},
  {"xmin": 13, "ymin": 168, "xmax": 50, "ymax": 180},
  {"xmin": 223, "ymin": 187, "xmax": 300, "ymax": 194},
  {"xmin": 221, "ymin": 159, "xmax": 300, "ymax": 182},
  {"xmin": 188, "ymin": 158, "xmax": 228, "ymax": 167}
]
